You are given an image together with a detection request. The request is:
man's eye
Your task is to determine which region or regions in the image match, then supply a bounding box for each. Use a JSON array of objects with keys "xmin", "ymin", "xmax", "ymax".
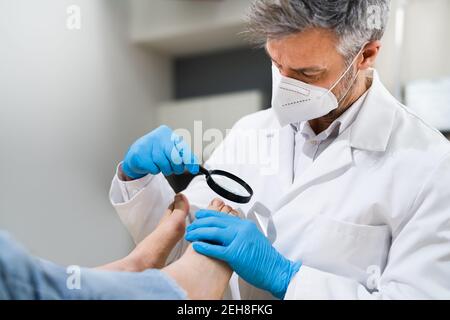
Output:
[
  {"xmin": 301, "ymin": 72, "xmax": 321, "ymax": 81},
  {"xmin": 302, "ymin": 72, "xmax": 320, "ymax": 78}
]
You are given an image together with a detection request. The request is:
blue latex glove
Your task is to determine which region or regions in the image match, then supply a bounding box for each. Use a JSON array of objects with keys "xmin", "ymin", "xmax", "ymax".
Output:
[
  {"xmin": 185, "ymin": 210, "xmax": 302, "ymax": 299},
  {"xmin": 122, "ymin": 125, "xmax": 199, "ymax": 179}
]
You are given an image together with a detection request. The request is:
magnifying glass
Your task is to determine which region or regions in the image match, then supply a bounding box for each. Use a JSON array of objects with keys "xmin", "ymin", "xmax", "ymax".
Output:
[{"xmin": 198, "ymin": 166, "xmax": 254, "ymax": 204}]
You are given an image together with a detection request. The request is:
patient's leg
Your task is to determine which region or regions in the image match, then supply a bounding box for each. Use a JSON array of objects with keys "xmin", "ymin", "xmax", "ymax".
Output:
[
  {"xmin": 100, "ymin": 195, "xmax": 237, "ymax": 299},
  {"xmin": 100, "ymin": 194, "xmax": 190, "ymax": 271},
  {"xmin": 162, "ymin": 198, "xmax": 236, "ymax": 300}
]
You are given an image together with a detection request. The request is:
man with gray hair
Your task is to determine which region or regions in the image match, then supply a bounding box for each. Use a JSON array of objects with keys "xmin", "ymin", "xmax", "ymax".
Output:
[{"xmin": 111, "ymin": 0, "xmax": 450, "ymax": 299}]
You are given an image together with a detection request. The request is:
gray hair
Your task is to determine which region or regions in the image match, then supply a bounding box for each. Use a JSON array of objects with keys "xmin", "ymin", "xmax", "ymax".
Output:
[{"xmin": 245, "ymin": 0, "xmax": 391, "ymax": 62}]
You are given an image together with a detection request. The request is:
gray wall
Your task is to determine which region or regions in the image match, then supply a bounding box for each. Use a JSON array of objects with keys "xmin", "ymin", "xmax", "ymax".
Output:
[
  {"xmin": 175, "ymin": 48, "xmax": 272, "ymax": 107},
  {"xmin": 0, "ymin": 0, "xmax": 171, "ymax": 266}
]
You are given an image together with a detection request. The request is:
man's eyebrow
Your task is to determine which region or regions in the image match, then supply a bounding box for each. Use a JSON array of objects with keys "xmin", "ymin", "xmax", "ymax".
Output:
[
  {"xmin": 292, "ymin": 66, "xmax": 326, "ymax": 74},
  {"xmin": 264, "ymin": 46, "xmax": 325, "ymax": 73}
]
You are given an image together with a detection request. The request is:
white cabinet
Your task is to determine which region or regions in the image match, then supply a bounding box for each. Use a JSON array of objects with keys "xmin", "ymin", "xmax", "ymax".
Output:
[{"xmin": 130, "ymin": 0, "xmax": 251, "ymax": 56}]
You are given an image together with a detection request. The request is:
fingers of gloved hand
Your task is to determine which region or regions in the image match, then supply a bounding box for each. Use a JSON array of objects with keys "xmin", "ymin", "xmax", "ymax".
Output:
[
  {"xmin": 142, "ymin": 158, "xmax": 160, "ymax": 175},
  {"xmin": 164, "ymin": 140, "xmax": 185, "ymax": 175},
  {"xmin": 175, "ymin": 139, "xmax": 199, "ymax": 175},
  {"xmin": 122, "ymin": 158, "xmax": 147, "ymax": 179},
  {"xmin": 195, "ymin": 209, "xmax": 238, "ymax": 221},
  {"xmin": 152, "ymin": 142, "xmax": 175, "ymax": 176},
  {"xmin": 123, "ymin": 146, "xmax": 160, "ymax": 177},
  {"xmin": 187, "ymin": 152, "xmax": 200, "ymax": 175},
  {"xmin": 185, "ymin": 227, "xmax": 233, "ymax": 246},
  {"xmin": 192, "ymin": 242, "xmax": 228, "ymax": 261},
  {"xmin": 186, "ymin": 217, "xmax": 228, "ymax": 232}
]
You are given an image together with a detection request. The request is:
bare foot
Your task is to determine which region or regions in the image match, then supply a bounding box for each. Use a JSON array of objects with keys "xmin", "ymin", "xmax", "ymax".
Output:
[
  {"xmin": 100, "ymin": 194, "xmax": 189, "ymax": 272},
  {"xmin": 128, "ymin": 193, "xmax": 190, "ymax": 270},
  {"xmin": 162, "ymin": 198, "xmax": 238, "ymax": 300}
]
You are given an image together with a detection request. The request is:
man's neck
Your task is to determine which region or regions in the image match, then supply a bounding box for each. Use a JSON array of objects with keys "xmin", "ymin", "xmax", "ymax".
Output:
[{"xmin": 309, "ymin": 71, "xmax": 372, "ymax": 134}]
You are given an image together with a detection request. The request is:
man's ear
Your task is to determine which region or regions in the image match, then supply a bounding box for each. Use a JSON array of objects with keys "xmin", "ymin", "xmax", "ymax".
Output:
[{"xmin": 358, "ymin": 40, "xmax": 381, "ymax": 70}]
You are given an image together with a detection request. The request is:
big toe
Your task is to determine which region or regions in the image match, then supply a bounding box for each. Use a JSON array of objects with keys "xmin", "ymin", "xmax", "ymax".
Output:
[{"xmin": 172, "ymin": 193, "xmax": 190, "ymax": 218}]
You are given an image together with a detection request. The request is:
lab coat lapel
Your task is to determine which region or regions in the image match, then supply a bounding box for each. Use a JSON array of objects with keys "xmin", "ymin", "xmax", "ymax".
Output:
[
  {"xmin": 349, "ymin": 70, "xmax": 397, "ymax": 152},
  {"xmin": 257, "ymin": 122, "xmax": 295, "ymax": 209},
  {"xmin": 274, "ymin": 124, "xmax": 295, "ymax": 188},
  {"xmin": 272, "ymin": 129, "xmax": 353, "ymax": 212}
]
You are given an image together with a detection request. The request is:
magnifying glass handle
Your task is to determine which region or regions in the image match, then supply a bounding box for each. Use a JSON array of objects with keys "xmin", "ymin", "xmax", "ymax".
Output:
[{"xmin": 199, "ymin": 165, "xmax": 210, "ymax": 176}]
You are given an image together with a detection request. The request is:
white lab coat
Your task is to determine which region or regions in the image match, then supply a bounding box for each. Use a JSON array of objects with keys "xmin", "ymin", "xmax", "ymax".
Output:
[{"xmin": 110, "ymin": 70, "xmax": 450, "ymax": 299}]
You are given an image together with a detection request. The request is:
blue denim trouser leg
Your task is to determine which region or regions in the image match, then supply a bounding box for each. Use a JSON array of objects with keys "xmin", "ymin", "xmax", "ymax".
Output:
[{"xmin": 0, "ymin": 231, "xmax": 186, "ymax": 300}]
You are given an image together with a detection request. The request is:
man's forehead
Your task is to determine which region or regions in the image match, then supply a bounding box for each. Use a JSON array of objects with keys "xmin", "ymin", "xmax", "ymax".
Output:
[{"xmin": 265, "ymin": 30, "xmax": 340, "ymax": 70}]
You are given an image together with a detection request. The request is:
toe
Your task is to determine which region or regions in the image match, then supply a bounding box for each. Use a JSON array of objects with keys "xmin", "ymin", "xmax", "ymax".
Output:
[
  {"xmin": 159, "ymin": 201, "xmax": 175, "ymax": 225},
  {"xmin": 172, "ymin": 194, "xmax": 190, "ymax": 218},
  {"xmin": 208, "ymin": 198, "xmax": 225, "ymax": 211},
  {"xmin": 229, "ymin": 209, "xmax": 240, "ymax": 217},
  {"xmin": 221, "ymin": 205, "xmax": 232, "ymax": 214}
]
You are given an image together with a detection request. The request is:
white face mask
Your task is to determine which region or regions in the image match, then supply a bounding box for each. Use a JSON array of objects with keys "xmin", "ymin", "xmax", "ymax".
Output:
[{"xmin": 271, "ymin": 47, "xmax": 364, "ymax": 127}]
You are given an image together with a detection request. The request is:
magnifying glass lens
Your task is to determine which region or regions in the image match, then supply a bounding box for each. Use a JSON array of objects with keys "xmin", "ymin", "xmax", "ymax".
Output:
[
  {"xmin": 200, "ymin": 166, "xmax": 253, "ymax": 204},
  {"xmin": 210, "ymin": 174, "xmax": 251, "ymax": 197}
]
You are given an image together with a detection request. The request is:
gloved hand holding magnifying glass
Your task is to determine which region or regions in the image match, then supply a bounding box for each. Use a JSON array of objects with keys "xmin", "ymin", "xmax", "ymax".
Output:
[
  {"xmin": 122, "ymin": 125, "xmax": 254, "ymax": 204},
  {"xmin": 122, "ymin": 125, "xmax": 200, "ymax": 179}
]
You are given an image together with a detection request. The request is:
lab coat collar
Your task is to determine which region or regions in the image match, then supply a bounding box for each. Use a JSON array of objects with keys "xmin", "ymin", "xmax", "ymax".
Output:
[
  {"xmin": 294, "ymin": 89, "xmax": 368, "ymax": 143},
  {"xmin": 349, "ymin": 69, "xmax": 397, "ymax": 152}
]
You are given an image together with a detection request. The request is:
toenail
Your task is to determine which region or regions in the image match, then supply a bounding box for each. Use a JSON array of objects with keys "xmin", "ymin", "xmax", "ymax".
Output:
[{"xmin": 213, "ymin": 198, "xmax": 223, "ymax": 206}]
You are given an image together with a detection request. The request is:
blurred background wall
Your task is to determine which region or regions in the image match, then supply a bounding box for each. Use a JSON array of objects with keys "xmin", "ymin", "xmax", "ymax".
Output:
[
  {"xmin": 0, "ymin": 0, "xmax": 171, "ymax": 266},
  {"xmin": 0, "ymin": 0, "xmax": 449, "ymax": 266}
]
